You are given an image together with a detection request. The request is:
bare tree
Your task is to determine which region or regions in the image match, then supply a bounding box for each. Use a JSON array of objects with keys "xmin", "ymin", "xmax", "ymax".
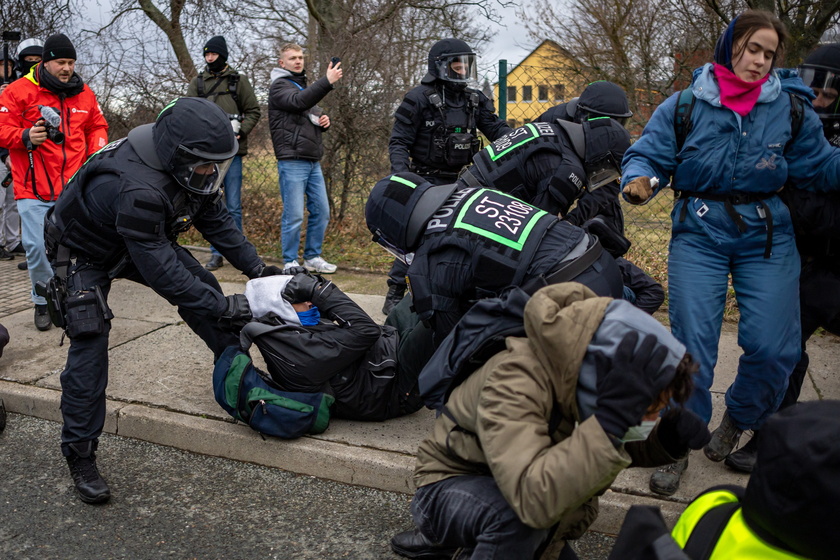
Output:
[{"xmin": 701, "ymin": 0, "xmax": 840, "ymax": 65}]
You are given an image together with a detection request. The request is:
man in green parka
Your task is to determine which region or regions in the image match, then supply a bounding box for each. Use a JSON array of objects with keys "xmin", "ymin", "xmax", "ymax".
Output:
[{"xmin": 187, "ymin": 35, "xmax": 261, "ymax": 271}]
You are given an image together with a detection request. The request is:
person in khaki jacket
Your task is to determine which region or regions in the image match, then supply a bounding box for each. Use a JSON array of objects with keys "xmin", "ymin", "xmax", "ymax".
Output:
[{"xmin": 391, "ymin": 283, "xmax": 711, "ymax": 560}]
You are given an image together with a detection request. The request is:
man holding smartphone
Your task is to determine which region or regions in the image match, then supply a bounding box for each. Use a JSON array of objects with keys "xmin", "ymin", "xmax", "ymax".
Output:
[{"xmin": 268, "ymin": 44, "xmax": 342, "ymax": 274}]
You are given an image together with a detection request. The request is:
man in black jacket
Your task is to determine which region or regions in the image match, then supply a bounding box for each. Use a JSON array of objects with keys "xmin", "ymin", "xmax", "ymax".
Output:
[
  {"xmin": 383, "ymin": 39, "xmax": 511, "ymax": 314},
  {"xmin": 44, "ymin": 97, "xmax": 282, "ymax": 504},
  {"xmin": 268, "ymin": 43, "xmax": 342, "ymax": 274},
  {"xmin": 245, "ymin": 272, "xmax": 426, "ymax": 420}
]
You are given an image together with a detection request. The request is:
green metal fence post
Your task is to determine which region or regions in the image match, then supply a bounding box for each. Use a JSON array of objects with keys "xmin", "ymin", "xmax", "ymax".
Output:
[{"xmin": 498, "ymin": 59, "xmax": 507, "ymax": 120}]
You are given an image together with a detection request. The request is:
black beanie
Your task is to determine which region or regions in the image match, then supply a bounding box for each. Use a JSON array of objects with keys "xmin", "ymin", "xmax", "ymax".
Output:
[
  {"xmin": 203, "ymin": 36, "xmax": 228, "ymax": 61},
  {"xmin": 42, "ymin": 34, "xmax": 76, "ymax": 62}
]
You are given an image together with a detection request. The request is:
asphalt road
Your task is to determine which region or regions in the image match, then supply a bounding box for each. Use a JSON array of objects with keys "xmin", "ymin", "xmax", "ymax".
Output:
[{"xmin": 0, "ymin": 413, "xmax": 616, "ymax": 559}]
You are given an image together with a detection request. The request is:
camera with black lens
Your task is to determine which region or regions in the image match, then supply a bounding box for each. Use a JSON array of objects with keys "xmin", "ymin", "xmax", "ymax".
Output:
[{"xmin": 38, "ymin": 105, "xmax": 65, "ymax": 144}]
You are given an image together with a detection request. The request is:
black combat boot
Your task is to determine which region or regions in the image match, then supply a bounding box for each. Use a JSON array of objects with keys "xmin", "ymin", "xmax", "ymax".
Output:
[
  {"xmin": 382, "ymin": 284, "xmax": 406, "ymax": 316},
  {"xmin": 724, "ymin": 430, "xmax": 760, "ymax": 473},
  {"xmin": 66, "ymin": 441, "xmax": 111, "ymax": 504}
]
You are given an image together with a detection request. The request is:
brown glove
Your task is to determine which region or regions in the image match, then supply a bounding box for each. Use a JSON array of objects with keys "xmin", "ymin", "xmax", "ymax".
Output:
[{"xmin": 623, "ymin": 177, "xmax": 654, "ymax": 205}]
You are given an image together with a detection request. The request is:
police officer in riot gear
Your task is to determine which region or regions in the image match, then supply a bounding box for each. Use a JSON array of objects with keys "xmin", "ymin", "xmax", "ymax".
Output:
[
  {"xmin": 365, "ymin": 173, "xmax": 624, "ymax": 346},
  {"xmin": 724, "ymin": 43, "xmax": 840, "ymax": 473},
  {"xmin": 460, "ymin": 116, "xmax": 630, "ymax": 220},
  {"xmin": 43, "ymin": 97, "xmax": 282, "ymax": 504},
  {"xmin": 537, "ymin": 80, "xmax": 633, "ymax": 127},
  {"xmin": 383, "ymin": 39, "xmax": 511, "ymax": 314},
  {"xmin": 533, "ymin": 81, "xmax": 633, "ymax": 231}
]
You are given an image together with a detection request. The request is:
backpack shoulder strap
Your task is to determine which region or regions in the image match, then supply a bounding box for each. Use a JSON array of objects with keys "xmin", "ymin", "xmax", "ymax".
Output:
[
  {"xmin": 228, "ymin": 71, "xmax": 240, "ymax": 105},
  {"xmin": 785, "ymin": 92, "xmax": 805, "ymax": 152},
  {"xmin": 674, "ymin": 89, "xmax": 696, "ymax": 152},
  {"xmin": 682, "ymin": 488, "xmax": 743, "ymax": 560},
  {"xmin": 196, "ymin": 77, "xmax": 205, "ymax": 98}
]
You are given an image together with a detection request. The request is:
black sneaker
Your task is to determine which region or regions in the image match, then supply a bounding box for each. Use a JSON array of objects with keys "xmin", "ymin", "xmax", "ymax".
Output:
[
  {"xmin": 34, "ymin": 304, "xmax": 52, "ymax": 331},
  {"xmin": 205, "ymin": 255, "xmax": 224, "ymax": 271},
  {"xmin": 17, "ymin": 260, "xmax": 28, "ymax": 270},
  {"xmin": 382, "ymin": 284, "xmax": 406, "ymax": 316},
  {"xmin": 66, "ymin": 442, "xmax": 111, "ymax": 504},
  {"xmin": 724, "ymin": 430, "xmax": 760, "ymax": 473},
  {"xmin": 704, "ymin": 411, "xmax": 743, "ymax": 462},
  {"xmin": 649, "ymin": 456, "xmax": 689, "ymax": 496},
  {"xmin": 0, "ymin": 247, "xmax": 13, "ymax": 261},
  {"xmin": 7, "ymin": 242, "xmax": 25, "ymax": 255}
]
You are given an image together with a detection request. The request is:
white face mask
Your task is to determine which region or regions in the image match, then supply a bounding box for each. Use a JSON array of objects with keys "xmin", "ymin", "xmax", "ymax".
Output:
[{"xmin": 622, "ymin": 420, "xmax": 657, "ymax": 442}]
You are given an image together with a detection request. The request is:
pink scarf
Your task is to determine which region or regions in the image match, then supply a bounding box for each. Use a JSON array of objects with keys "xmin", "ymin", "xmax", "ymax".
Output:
[{"xmin": 713, "ymin": 63, "xmax": 770, "ymax": 116}]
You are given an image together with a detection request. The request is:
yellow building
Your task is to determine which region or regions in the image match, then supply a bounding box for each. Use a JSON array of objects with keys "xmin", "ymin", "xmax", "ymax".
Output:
[{"xmin": 493, "ymin": 40, "xmax": 586, "ymax": 128}]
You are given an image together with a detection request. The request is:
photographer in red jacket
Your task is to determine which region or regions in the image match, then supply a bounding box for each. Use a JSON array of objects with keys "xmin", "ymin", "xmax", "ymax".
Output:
[{"xmin": 0, "ymin": 33, "xmax": 108, "ymax": 331}]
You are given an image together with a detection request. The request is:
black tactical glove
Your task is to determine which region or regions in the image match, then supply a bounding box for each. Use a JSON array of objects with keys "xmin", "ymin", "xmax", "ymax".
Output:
[
  {"xmin": 282, "ymin": 265, "xmax": 308, "ymax": 276},
  {"xmin": 656, "ymin": 408, "xmax": 711, "ymax": 458},
  {"xmin": 258, "ymin": 265, "xmax": 285, "ymax": 277},
  {"xmin": 594, "ymin": 331, "xmax": 672, "ymax": 440},
  {"xmin": 282, "ymin": 273, "xmax": 320, "ymax": 304},
  {"xmin": 218, "ymin": 294, "xmax": 252, "ymax": 330}
]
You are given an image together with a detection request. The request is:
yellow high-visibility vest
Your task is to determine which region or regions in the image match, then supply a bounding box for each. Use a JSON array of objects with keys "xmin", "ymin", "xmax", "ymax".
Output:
[{"xmin": 672, "ymin": 489, "xmax": 808, "ymax": 559}]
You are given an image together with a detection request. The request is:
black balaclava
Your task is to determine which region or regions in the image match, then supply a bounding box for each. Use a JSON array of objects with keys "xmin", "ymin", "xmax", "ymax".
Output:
[{"xmin": 203, "ymin": 35, "xmax": 228, "ymax": 74}]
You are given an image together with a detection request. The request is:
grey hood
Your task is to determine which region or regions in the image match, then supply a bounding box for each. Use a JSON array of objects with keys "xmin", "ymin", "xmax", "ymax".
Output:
[{"xmin": 577, "ymin": 299, "xmax": 686, "ymax": 420}]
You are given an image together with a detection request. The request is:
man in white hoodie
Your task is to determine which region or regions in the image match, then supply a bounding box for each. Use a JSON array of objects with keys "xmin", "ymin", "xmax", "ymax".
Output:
[{"xmin": 267, "ymin": 44, "xmax": 342, "ymax": 274}]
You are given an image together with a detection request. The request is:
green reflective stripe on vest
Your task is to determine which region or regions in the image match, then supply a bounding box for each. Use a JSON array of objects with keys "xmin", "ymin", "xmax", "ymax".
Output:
[
  {"xmin": 390, "ymin": 174, "xmax": 418, "ymax": 188},
  {"xmin": 673, "ymin": 489, "xmax": 807, "ymax": 559},
  {"xmin": 453, "ymin": 189, "xmax": 547, "ymax": 251},
  {"xmin": 485, "ymin": 123, "xmax": 542, "ymax": 161}
]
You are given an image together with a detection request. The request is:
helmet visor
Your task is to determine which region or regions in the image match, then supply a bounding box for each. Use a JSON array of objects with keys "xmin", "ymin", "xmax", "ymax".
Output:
[
  {"xmin": 170, "ymin": 144, "xmax": 233, "ymax": 195},
  {"xmin": 799, "ymin": 67, "xmax": 840, "ymax": 116},
  {"xmin": 373, "ymin": 229, "xmax": 414, "ymax": 265},
  {"xmin": 586, "ymin": 153, "xmax": 622, "ymax": 192},
  {"xmin": 435, "ymin": 54, "xmax": 477, "ymax": 83}
]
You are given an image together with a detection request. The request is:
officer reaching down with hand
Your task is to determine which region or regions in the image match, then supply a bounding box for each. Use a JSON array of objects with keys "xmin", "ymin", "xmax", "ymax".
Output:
[{"xmin": 42, "ymin": 97, "xmax": 282, "ymax": 504}]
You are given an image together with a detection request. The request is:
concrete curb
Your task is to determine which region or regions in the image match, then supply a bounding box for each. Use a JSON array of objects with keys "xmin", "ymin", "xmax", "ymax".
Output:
[{"xmin": 0, "ymin": 379, "xmax": 671, "ymax": 532}]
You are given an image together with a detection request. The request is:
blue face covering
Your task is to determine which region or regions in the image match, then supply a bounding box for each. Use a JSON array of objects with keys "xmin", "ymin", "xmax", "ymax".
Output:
[{"xmin": 297, "ymin": 306, "xmax": 321, "ymax": 326}]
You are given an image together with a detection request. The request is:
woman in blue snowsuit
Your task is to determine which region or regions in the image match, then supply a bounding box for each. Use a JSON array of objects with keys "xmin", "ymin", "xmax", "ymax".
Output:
[{"xmin": 621, "ymin": 10, "xmax": 840, "ymax": 496}]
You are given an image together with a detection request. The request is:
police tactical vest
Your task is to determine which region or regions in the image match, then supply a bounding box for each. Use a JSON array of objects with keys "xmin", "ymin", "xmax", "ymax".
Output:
[
  {"xmin": 408, "ymin": 187, "xmax": 558, "ymax": 316},
  {"xmin": 413, "ymin": 86, "xmax": 480, "ymax": 171},
  {"xmin": 48, "ymin": 139, "xmax": 202, "ymax": 267},
  {"xmin": 471, "ymin": 121, "xmax": 584, "ymax": 201}
]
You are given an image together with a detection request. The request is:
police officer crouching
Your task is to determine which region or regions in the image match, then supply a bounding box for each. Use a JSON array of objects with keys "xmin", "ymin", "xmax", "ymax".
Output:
[
  {"xmin": 365, "ymin": 173, "xmax": 625, "ymax": 347},
  {"xmin": 42, "ymin": 97, "xmax": 282, "ymax": 504}
]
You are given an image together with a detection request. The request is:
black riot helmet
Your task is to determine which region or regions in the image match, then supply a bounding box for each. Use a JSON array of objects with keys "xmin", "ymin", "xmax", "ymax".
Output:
[
  {"xmin": 799, "ymin": 43, "xmax": 840, "ymax": 145},
  {"xmin": 365, "ymin": 173, "xmax": 458, "ymax": 261},
  {"xmin": 555, "ymin": 117, "xmax": 630, "ymax": 191},
  {"xmin": 152, "ymin": 97, "xmax": 239, "ymax": 195},
  {"xmin": 426, "ymin": 39, "xmax": 478, "ymax": 85},
  {"xmin": 571, "ymin": 81, "xmax": 633, "ymax": 124}
]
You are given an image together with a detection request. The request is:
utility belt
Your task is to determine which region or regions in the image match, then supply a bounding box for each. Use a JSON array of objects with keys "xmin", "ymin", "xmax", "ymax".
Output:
[
  {"xmin": 676, "ymin": 189, "xmax": 778, "ymax": 258},
  {"xmin": 36, "ymin": 242, "xmax": 114, "ymax": 342},
  {"xmin": 522, "ymin": 236, "xmax": 603, "ymax": 294}
]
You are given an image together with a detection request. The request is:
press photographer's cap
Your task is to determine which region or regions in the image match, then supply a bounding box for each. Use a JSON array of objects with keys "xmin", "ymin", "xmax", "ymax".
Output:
[{"xmin": 42, "ymin": 34, "xmax": 76, "ymax": 62}]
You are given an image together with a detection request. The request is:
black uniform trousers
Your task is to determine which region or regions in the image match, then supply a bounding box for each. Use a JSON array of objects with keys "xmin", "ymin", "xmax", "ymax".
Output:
[
  {"xmin": 781, "ymin": 258, "xmax": 840, "ymax": 409},
  {"xmin": 58, "ymin": 245, "xmax": 238, "ymax": 455}
]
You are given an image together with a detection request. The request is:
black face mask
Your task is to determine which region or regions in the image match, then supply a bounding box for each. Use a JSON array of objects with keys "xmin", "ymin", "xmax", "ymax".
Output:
[
  {"xmin": 19, "ymin": 60, "xmax": 38, "ymax": 76},
  {"xmin": 207, "ymin": 57, "xmax": 227, "ymax": 74}
]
